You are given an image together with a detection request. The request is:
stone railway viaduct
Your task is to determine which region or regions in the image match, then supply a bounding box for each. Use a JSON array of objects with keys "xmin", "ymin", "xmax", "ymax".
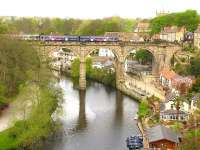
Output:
[{"xmin": 37, "ymin": 41, "xmax": 181, "ymax": 90}]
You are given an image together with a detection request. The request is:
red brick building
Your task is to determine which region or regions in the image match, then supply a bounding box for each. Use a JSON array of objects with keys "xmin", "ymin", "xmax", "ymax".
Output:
[{"xmin": 147, "ymin": 125, "xmax": 181, "ymax": 150}]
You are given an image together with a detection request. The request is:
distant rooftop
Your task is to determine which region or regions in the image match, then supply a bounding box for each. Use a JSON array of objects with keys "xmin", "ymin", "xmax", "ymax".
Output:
[
  {"xmin": 161, "ymin": 26, "xmax": 185, "ymax": 33},
  {"xmin": 160, "ymin": 70, "xmax": 177, "ymax": 80}
]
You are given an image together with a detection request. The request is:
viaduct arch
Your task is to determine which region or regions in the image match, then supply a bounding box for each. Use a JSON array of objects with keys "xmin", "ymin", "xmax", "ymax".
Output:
[{"xmin": 38, "ymin": 42, "xmax": 181, "ymax": 90}]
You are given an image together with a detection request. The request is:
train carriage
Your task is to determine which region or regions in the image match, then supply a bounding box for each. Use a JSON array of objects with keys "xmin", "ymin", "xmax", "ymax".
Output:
[
  {"xmin": 13, "ymin": 34, "xmax": 119, "ymax": 42},
  {"xmin": 64, "ymin": 36, "xmax": 79, "ymax": 42}
]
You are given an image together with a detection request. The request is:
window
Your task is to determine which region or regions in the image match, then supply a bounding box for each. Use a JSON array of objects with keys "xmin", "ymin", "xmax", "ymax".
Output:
[{"xmin": 180, "ymin": 116, "xmax": 184, "ymax": 120}]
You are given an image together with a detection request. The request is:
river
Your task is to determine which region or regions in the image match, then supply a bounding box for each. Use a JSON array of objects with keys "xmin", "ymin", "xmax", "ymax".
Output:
[{"xmin": 43, "ymin": 76, "xmax": 140, "ymax": 150}]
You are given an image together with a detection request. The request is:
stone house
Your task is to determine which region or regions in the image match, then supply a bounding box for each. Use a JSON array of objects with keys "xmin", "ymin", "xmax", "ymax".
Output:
[
  {"xmin": 147, "ymin": 125, "xmax": 181, "ymax": 150},
  {"xmin": 125, "ymin": 60, "xmax": 152, "ymax": 75},
  {"xmin": 160, "ymin": 26, "xmax": 185, "ymax": 42},
  {"xmin": 160, "ymin": 70, "xmax": 194, "ymax": 95},
  {"xmin": 194, "ymin": 25, "xmax": 200, "ymax": 49},
  {"xmin": 160, "ymin": 70, "xmax": 177, "ymax": 88},
  {"xmin": 134, "ymin": 20, "xmax": 150, "ymax": 33},
  {"xmin": 171, "ymin": 75, "xmax": 194, "ymax": 95}
]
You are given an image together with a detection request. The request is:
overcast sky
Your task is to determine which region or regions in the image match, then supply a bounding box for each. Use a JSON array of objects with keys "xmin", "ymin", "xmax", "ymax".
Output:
[{"xmin": 0, "ymin": 0, "xmax": 200, "ymax": 19}]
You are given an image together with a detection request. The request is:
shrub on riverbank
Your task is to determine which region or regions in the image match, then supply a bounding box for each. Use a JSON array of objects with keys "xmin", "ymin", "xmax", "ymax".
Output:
[
  {"xmin": 137, "ymin": 99, "xmax": 151, "ymax": 120},
  {"xmin": 0, "ymin": 84, "xmax": 62, "ymax": 150},
  {"xmin": 88, "ymin": 68, "xmax": 116, "ymax": 87},
  {"xmin": 71, "ymin": 57, "xmax": 116, "ymax": 87}
]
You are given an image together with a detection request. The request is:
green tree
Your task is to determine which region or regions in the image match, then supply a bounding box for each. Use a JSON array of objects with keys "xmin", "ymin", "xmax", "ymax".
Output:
[
  {"xmin": 0, "ymin": 19, "xmax": 8, "ymax": 33},
  {"xmin": 177, "ymin": 129, "xmax": 200, "ymax": 150},
  {"xmin": 150, "ymin": 10, "xmax": 200, "ymax": 34},
  {"xmin": 192, "ymin": 76, "xmax": 200, "ymax": 92},
  {"xmin": 86, "ymin": 57, "xmax": 93, "ymax": 78},
  {"xmin": 0, "ymin": 36, "xmax": 40, "ymax": 96},
  {"xmin": 71, "ymin": 58, "xmax": 80, "ymax": 79},
  {"xmin": 190, "ymin": 55, "xmax": 200, "ymax": 77},
  {"xmin": 135, "ymin": 49, "xmax": 153, "ymax": 65},
  {"xmin": 173, "ymin": 63, "xmax": 191, "ymax": 76}
]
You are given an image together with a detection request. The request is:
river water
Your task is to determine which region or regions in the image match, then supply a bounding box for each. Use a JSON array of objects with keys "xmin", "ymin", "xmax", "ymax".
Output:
[{"xmin": 44, "ymin": 76, "xmax": 140, "ymax": 150}]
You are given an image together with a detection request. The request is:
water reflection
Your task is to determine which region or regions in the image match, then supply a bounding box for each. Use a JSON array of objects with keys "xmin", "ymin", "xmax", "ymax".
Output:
[
  {"xmin": 76, "ymin": 90, "xmax": 87, "ymax": 130},
  {"xmin": 43, "ymin": 77, "xmax": 139, "ymax": 150},
  {"xmin": 114, "ymin": 90, "xmax": 124, "ymax": 126}
]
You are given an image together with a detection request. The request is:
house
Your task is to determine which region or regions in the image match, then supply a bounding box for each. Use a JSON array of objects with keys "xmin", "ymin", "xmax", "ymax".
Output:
[
  {"xmin": 171, "ymin": 75, "xmax": 194, "ymax": 95},
  {"xmin": 160, "ymin": 92, "xmax": 189, "ymax": 122},
  {"xmin": 134, "ymin": 20, "xmax": 150, "ymax": 33},
  {"xmin": 125, "ymin": 60, "xmax": 139, "ymax": 72},
  {"xmin": 147, "ymin": 125, "xmax": 181, "ymax": 150},
  {"xmin": 160, "ymin": 26, "xmax": 185, "ymax": 42},
  {"xmin": 160, "ymin": 109, "xmax": 189, "ymax": 122},
  {"xmin": 98, "ymin": 48, "xmax": 114, "ymax": 57},
  {"xmin": 194, "ymin": 25, "xmax": 200, "ymax": 49},
  {"xmin": 92, "ymin": 62, "xmax": 103, "ymax": 69},
  {"xmin": 160, "ymin": 70, "xmax": 177, "ymax": 88},
  {"xmin": 160, "ymin": 70, "xmax": 194, "ymax": 94},
  {"xmin": 125, "ymin": 60, "xmax": 152, "ymax": 75}
]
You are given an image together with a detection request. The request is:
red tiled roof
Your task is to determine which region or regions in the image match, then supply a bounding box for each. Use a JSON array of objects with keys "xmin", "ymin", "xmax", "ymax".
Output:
[{"xmin": 160, "ymin": 70, "xmax": 177, "ymax": 80}]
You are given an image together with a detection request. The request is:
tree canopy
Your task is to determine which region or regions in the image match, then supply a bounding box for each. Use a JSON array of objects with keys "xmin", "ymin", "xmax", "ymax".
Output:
[
  {"xmin": 0, "ymin": 16, "xmax": 136, "ymax": 35},
  {"xmin": 0, "ymin": 36, "xmax": 40, "ymax": 97},
  {"xmin": 135, "ymin": 49, "xmax": 153, "ymax": 65},
  {"xmin": 150, "ymin": 10, "xmax": 200, "ymax": 34}
]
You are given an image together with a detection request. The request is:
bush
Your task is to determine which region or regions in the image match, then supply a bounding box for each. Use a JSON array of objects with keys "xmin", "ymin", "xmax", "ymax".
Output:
[
  {"xmin": 89, "ymin": 68, "xmax": 116, "ymax": 87},
  {"xmin": 137, "ymin": 99, "xmax": 150, "ymax": 119}
]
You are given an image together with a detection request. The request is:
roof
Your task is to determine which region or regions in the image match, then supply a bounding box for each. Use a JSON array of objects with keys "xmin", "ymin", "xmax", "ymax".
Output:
[
  {"xmin": 165, "ymin": 92, "xmax": 177, "ymax": 102},
  {"xmin": 160, "ymin": 109, "xmax": 188, "ymax": 115},
  {"xmin": 162, "ymin": 26, "xmax": 185, "ymax": 33},
  {"xmin": 126, "ymin": 60, "xmax": 139, "ymax": 65},
  {"xmin": 172, "ymin": 75, "xmax": 193, "ymax": 83},
  {"xmin": 160, "ymin": 70, "xmax": 177, "ymax": 80},
  {"xmin": 135, "ymin": 20, "xmax": 150, "ymax": 29},
  {"xmin": 147, "ymin": 125, "xmax": 180, "ymax": 144}
]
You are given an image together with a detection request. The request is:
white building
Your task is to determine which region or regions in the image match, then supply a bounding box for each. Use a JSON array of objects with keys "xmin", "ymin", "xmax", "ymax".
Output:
[
  {"xmin": 160, "ymin": 26, "xmax": 185, "ymax": 42},
  {"xmin": 92, "ymin": 62, "xmax": 103, "ymax": 69},
  {"xmin": 98, "ymin": 48, "xmax": 114, "ymax": 57},
  {"xmin": 160, "ymin": 92, "xmax": 189, "ymax": 122}
]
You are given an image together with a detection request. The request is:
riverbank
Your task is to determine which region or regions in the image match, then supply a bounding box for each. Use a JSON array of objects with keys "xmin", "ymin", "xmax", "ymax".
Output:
[{"xmin": 0, "ymin": 83, "xmax": 62, "ymax": 150}]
